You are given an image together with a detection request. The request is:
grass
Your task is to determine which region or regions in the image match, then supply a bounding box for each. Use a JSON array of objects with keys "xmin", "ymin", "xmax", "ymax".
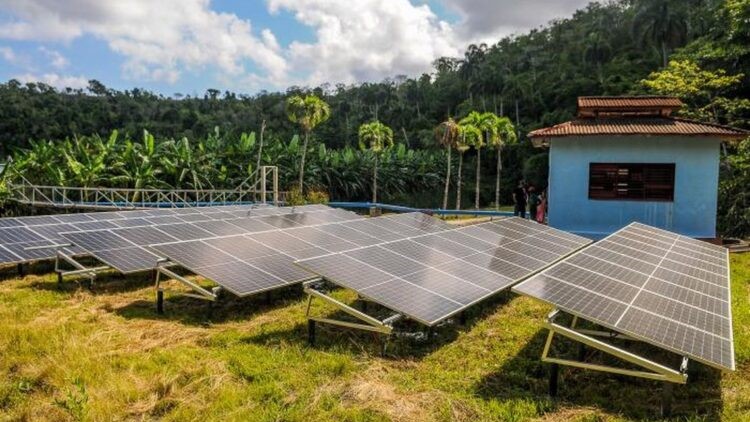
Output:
[{"xmin": 0, "ymin": 253, "xmax": 748, "ymax": 421}]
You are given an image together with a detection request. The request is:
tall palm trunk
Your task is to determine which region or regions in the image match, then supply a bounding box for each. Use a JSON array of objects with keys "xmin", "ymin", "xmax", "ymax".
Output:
[
  {"xmin": 661, "ymin": 40, "xmax": 668, "ymax": 68},
  {"xmin": 456, "ymin": 152, "xmax": 464, "ymax": 210},
  {"xmin": 372, "ymin": 155, "xmax": 378, "ymax": 203},
  {"xmin": 442, "ymin": 146, "xmax": 451, "ymax": 209},
  {"xmin": 256, "ymin": 119, "xmax": 265, "ymax": 183},
  {"xmin": 298, "ymin": 131, "xmax": 309, "ymax": 192},
  {"xmin": 495, "ymin": 145, "xmax": 502, "ymax": 209},
  {"xmin": 474, "ymin": 148, "xmax": 481, "ymax": 209}
]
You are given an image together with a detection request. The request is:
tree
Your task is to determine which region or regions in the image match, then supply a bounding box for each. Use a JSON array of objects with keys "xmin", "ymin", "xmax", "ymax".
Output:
[
  {"xmin": 460, "ymin": 111, "xmax": 495, "ymax": 209},
  {"xmin": 490, "ymin": 116, "xmax": 517, "ymax": 209},
  {"xmin": 641, "ymin": 59, "xmax": 750, "ymax": 126},
  {"xmin": 358, "ymin": 121, "xmax": 394, "ymax": 203},
  {"xmin": 256, "ymin": 119, "xmax": 266, "ymax": 183},
  {"xmin": 286, "ymin": 95, "xmax": 331, "ymax": 191},
  {"xmin": 718, "ymin": 138, "xmax": 750, "ymax": 237},
  {"xmin": 632, "ymin": 0, "xmax": 688, "ymax": 67},
  {"xmin": 455, "ymin": 124, "xmax": 481, "ymax": 210},
  {"xmin": 434, "ymin": 117, "xmax": 460, "ymax": 209}
]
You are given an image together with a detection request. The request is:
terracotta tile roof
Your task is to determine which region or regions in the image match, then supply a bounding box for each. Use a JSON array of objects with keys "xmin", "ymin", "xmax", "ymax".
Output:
[
  {"xmin": 529, "ymin": 117, "xmax": 750, "ymax": 145},
  {"xmin": 578, "ymin": 96, "xmax": 683, "ymax": 110}
]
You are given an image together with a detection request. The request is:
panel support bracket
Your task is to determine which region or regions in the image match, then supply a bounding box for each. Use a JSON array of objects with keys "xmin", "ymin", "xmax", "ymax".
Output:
[
  {"xmin": 303, "ymin": 281, "xmax": 401, "ymax": 351},
  {"xmin": 154, "ymin": 260, "xmax": 219, "ymax": 314},
  {"xmin": 542, "ymin": 309, "xmax": 689, "ymax": 389},
  {"xmin": 49, "ymin": 244, "xmax": 109, "ymax": 287}
]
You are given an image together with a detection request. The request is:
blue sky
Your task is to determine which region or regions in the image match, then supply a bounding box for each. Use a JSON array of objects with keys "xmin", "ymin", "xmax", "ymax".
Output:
[{"xmin": 0, "ymin": 0, "xmax": 590, "ymax": 96}]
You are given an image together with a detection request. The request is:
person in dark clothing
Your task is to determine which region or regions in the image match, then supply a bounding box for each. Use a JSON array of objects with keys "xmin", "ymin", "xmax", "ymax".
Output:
[
  {"xmin": 513, "ymin": 180, "xmax": 527, "ymax": 218},
  {"xmin": 527, "ymin": 186, "xmax": 539, "ymax": 220}
]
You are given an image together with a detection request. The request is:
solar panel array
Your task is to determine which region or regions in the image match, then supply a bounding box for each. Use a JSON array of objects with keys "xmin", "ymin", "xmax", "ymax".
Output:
[
  {"xmin": 0, "ymin": 204, "xmax": 326, "ymax": 267},
  {"xmin": 297, "ymin": 217, "xmax": 592, "ymax": 326},
  {"xmin": 512, "ymin": 222, "xmax": 733, "ymax": 371},
  {"xmin": 60, "ymin": 206, "xmax": 357, "ymax": 274},
  {"xmin": 151, "ymin": 212, "xmax": 450, "ymax": 297}
]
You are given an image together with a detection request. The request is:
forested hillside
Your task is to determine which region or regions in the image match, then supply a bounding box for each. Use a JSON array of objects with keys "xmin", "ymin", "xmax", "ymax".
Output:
[{"xmin": 2, "ymin": 0, "xmax": 747, "ymax": 153}]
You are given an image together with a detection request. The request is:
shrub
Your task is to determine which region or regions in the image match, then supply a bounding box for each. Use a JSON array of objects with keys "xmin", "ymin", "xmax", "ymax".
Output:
[
  {"xmin": 305, "ymin": 188, "xmax": 329, "ymax": 204},
  {"xmin": 285, "ymin": 186, "xmax": 306, "ymax": 206}
]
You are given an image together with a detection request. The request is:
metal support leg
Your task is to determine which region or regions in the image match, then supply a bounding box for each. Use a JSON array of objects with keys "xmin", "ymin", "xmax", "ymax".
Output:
[
  {"xmin": 308, "ymin": 319, "xmax": 316, "ymax": 345},
  {"xmin": 303, "ymin": 283, "xmax": 397, "ymax": 347},
  {"xmin": 17, "ymin": 263, "xmax": 25, "ymax": 277},
  {"xmin": 459, "ymin": 311, "xmax": 467, "ymax": 325},
  {"xmin": 157, "ymin": 290, "xmax": 164, "ymax": 315},
  {"xmin": 661, "ymin": 382, "xmax": 673, "ymax": 417},
  {"xmin": 549, "ymin": 363, "xmax": 559, "ymax": 397},
  {"xmin": 57, "ymin": 272, "xmax": 63, "ymax": 285}
]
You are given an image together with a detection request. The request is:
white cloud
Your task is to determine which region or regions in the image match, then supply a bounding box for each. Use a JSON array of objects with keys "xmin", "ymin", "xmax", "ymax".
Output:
[
  {"xmin": 0, "ymin": 46, "xmax": 17, "ymax": 63},
  {"xmin": 0, "ymin": 0, "xmax": 594, "ymax": 89},
  {"xmin": 0, "ymin": 45, "xmax": 34, "ymax": 69},
  {"xmin": 441, "ymin": 0, "xmax": 595, "ymax": 44},
  {"xmin": 267, "ymin": 0, "xmax": 461, "ymax": 86},
  {"xmin": 38, "ymin": 46, "xmax": 68, "ymax": 69},
  {"xmin": 0, "ymin": 0, "xmax": 288, "ymax": 85},
  {"xmin": 13, "ymin": 73, "xmax": 89, "ymax": 90}
]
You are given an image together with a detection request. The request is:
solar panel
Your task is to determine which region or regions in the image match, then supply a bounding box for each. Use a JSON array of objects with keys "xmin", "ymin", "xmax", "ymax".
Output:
[
  {"xmin": 19, "ymin": 215, "xmax": 63, "ymax": 226},
  {"xmin": 62, "ymin": 230, "xmax": 135, "ymax": 251},
  {"xmin": 112, "ymin": 226, "xmax": 178, "ymax": 246},
  {"xmin": 298, "ymin": 217, "xmax": 591, "ymax": 325},
  {"xmin": 0, "ymin": 218, "xmax": 23, "ymax": 228},
  {"xmin": 94, "ymin": 247, "xmax": 162, "ymax": 274},
  {"xmin": 0, "ymin": 245, "xmax": 22, "ymax": 263},
  {"xmin": 53, "ymin": 213, "xmax": 95, "ymax": 223},
  {"xmin": 53, "ymin": 206, "xmax": 345, "ymax": 271},
  {"xmin": 512, "ymin": 222, "xmax": 733, "ymax": 371},
  {"xmin": 0, "ymin": 227, "xmax": 46, "ymax": 244},
  {"xmin": 147, "ymin": 209, "xmax": 372, "ymax": 296}
]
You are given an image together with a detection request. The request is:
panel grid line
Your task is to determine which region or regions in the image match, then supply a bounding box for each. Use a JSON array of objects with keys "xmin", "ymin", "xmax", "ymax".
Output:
[
  {"xmin": 539, "ymin": 270, "xmax": 730, "ymax": 341},
  {"xmin": 580, "ymin": 249, "xmax": 729, "ymax": 304}
]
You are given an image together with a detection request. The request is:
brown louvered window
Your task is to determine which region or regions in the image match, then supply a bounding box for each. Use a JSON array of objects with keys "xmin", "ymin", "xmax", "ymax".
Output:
[{"xmin": 589, "ymin": 163, "xmax": 675, "ymax": 201}]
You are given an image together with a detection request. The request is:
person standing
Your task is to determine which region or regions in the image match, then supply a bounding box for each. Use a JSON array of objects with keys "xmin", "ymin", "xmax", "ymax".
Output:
[
  {"xmin": 528, "ymin": 186, "xmax": 539, "ymax": 221},
  {"xmin": 513, "ymin": 180, "xmax": 527, "ymax": 218},
  {"xmin": 536, "ymin": 190, "xmax": 547, "ymax": 224}
]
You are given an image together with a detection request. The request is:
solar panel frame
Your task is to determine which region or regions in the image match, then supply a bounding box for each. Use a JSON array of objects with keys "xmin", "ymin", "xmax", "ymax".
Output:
[
  {"xmin": 2, "ymin": 204, "xmax": 327, "ymax": 266},
  {"xmin": 298, "ymin": 217, "xmax": 592, "ymax": 326},
  {"xmin": 512, "ymin": 222, "xmax": 734, "ymax": 371}
]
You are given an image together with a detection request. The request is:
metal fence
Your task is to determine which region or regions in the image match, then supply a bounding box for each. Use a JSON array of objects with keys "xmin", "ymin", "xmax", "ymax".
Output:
[{"xmin": 8, "ymin": 166, "xmax": 282, "ymax": 210}]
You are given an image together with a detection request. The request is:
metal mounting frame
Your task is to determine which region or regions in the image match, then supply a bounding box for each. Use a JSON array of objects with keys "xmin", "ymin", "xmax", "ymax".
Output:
[
  {"xmin": 303, "ymin": 281, "xmax": 402, "ymax": 349},
  {"xmin": 38, "ymin": 244, "xmax": 110, "ymax": 286},
  {"xmin": 154, "ymin": 259, "xmax": 220, "ymax": 314},
  {"xmin": 543, "ymin": 309, "xmax": 689, "ymax": 385}
]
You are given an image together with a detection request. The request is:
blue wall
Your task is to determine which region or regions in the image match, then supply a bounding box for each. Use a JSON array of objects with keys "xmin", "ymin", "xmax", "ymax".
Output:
[{"xmin": 548, "ymin": 136, "xmax": 721, "ymax": 239}]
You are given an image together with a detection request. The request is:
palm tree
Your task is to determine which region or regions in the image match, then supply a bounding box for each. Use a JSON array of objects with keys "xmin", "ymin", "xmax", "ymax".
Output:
[
  {"xmin": 358, "ymin": 121, "xmax": 394, "ymax": 203},
  {"xmin": 460, "ymin": 111, "xmax": 496, "ymax": 209},
  {"xmin": 286, "ymin": 95, "xmax": 331, "ymax": 191},
  {"xmin": 490, "ymin": 117, "xmax": 517, "ymax": 209},
  {"xmin": 455, "ymin": 124, "xmax": 480, "ymax": 210},
  {"xmin": 434, "ymin": 117, "xmax": 460, "ymax": 209},
  {"xmin": 632, "ymin": 0, "xmax": 688, "ymax": 67},
  {"xmin": 256, "ymin": 119, "xmax": 266, "ymax": 183}
]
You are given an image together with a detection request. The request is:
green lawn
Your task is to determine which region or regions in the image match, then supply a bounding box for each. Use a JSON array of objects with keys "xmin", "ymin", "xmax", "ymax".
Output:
[{"xmin": 0, "ymin": 253, "xmax": 748, "ymax": 421}]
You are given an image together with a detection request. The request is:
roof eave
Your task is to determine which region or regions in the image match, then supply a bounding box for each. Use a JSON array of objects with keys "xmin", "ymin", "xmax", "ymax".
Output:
[{"xmin": 528, "ymin": 133, "xmax": 749, "ymax": 146}]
